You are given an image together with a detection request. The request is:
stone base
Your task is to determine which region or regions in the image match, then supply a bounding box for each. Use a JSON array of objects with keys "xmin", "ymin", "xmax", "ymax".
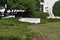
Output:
[{"xmin": 47, "ymin": 16, "xmax": 60, "ymax": 19}]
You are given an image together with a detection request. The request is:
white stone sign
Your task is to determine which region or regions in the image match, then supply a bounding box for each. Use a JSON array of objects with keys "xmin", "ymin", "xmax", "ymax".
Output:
[{"xmin": 19, "ymin": 18, "xmax": 40, "ymax": 24}]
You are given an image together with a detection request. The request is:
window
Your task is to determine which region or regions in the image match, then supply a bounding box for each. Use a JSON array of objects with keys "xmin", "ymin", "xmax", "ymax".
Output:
[
  {"xmin": 40, "ymin": 5, "xmax": 43, "ymax": 12},
  {"xmin": 41, "ymin": 0, "xmax": 44, "ymax": 2}
]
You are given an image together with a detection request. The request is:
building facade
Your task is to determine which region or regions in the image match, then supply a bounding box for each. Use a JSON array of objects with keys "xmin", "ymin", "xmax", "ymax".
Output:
[{"xmin": 40, "ymin": 0, "xmax": 59, "ymax": 17}]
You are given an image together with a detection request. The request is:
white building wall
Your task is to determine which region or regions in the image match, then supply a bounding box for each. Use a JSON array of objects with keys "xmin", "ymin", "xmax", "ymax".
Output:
[
  {"xmin": 40, "ymin": 0, "xmax": 59, "ymax": 17},
  {"xmin": 44, "ymin": 0, "xmax": 58, "ymax": 12}
]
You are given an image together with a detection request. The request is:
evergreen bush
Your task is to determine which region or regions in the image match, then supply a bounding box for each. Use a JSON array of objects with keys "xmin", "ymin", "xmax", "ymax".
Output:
[
  {"xmin": 53, "ymin": 1, "xmax": 60, "ymax": 16},
  {"xmin": 31, "ymin": 12, "xmax": 49, "ymax": 18}
]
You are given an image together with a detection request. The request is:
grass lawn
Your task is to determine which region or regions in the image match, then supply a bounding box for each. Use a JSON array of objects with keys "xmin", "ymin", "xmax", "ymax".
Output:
[
  {"xmin": 0, "ymin": 18, "xmax": 60, "ymax": 40},
  {"xmin": 0, "ymin": 18, "xmax": 40, "ymax": 40},
  {"xmin": 39, "ymin": 22, "xmax": 60, "ymax": 40}
]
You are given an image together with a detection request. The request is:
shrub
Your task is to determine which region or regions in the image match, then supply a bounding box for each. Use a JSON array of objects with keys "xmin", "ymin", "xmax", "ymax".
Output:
[
  {"xmin": 53, "ymin": 1, "xmax": 60, "ymax": 16},
  {"xmin": 31, "ymin": 12, "xmax": 49, "ymax": 18}
]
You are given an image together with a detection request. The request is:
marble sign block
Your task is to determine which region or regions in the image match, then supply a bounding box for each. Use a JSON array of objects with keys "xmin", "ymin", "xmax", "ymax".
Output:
[{"xmin": 19, "ymin": 18, "xmax": 40, "ymax": 24}]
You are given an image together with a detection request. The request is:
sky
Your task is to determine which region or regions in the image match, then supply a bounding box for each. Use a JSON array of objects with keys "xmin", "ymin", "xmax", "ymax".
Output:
[{"xmin": 59, "ymin": 0, "xmax": 60, "ymax": 1}]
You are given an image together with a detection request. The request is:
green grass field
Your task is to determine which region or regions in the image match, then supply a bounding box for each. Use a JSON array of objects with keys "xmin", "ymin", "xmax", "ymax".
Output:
[
  {"xmin": 0, "ymin": 18, "xmax": 40, "ymax": 40},
  {"xmin": 0, "ymin": 18, "xmax": 60, "ymax": 40},
  {"xmin": 39, "ymin": 22, "xmax": 60, "ymax": 40}
]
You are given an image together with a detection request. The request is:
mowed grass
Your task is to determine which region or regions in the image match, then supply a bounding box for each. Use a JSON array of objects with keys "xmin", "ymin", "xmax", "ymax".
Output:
[
  {"xmin": 38, "ymin": 22, "xmax": 60, "ymax": 40},
  {"xmin": 0, "ymin": 18, "xmax": 40, "ymax": 40},
  {"xmin": 0, "ymin": 18, "xmax": 60, "ymax": 40}
]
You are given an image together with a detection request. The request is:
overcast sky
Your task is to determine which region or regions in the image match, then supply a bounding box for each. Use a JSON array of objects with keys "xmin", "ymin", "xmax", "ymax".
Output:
[{"xmin": 59, "ymin": 0, "xmax": 60, "ymax": 1}]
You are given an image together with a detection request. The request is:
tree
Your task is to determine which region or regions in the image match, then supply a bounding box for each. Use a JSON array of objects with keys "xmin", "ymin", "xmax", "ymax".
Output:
[
  {"xmin": 7, "ymin": 0, "xmax": 39, "ymax": 17},
  {"xmin": 7, "ymin": 0, "xmax": 38, "ymax": 11}
]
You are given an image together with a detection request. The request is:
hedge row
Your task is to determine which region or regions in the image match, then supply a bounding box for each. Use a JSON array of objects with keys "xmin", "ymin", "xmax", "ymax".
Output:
[{"xmin": 30, "ymin": 12, "xmax": 49, "ymax": 18}]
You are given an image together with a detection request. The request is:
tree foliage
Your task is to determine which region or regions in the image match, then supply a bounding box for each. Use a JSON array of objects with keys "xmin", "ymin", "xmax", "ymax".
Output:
[
  {"xmin": 6, "ymin": 0, "xmax": 40, "ymax": 17},
  {"xmin": 7, "ymin": 0, "xmax": 38, "ymax": 11}
]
